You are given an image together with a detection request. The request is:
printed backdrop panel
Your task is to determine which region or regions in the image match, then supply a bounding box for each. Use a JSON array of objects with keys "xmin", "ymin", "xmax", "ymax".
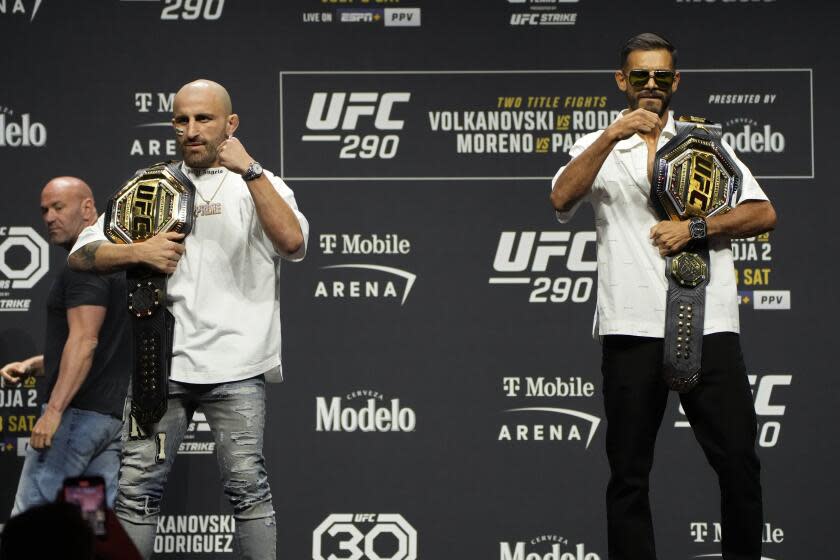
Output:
[{"xmin": 0, "ymin": 1, "xmax": 837, "ymax": 559}]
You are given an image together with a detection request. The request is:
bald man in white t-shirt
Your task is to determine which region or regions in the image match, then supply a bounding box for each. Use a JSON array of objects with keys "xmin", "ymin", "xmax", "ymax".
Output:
[{"xmin": 69, "ymin": 79, "xmax": 309, "ymax": 560}]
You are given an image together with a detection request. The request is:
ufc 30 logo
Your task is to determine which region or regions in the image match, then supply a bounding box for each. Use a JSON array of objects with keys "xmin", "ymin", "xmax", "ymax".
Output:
[
  {"xmin": 302, "ymin": 92, "xmax": 410, "ymax": 160},
  {"xmin": 313, "ymin": 513, "xmax": 417, "ymax": 560},
  {"xmin": 489, "ymin": 231, "xmax": 596, "ymax": 303}
]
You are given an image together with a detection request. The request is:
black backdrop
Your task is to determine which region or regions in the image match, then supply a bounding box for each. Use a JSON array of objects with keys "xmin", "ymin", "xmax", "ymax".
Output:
[{"xmin": 0, "ymin": 1, "xmax": 837, "ymax": 558}]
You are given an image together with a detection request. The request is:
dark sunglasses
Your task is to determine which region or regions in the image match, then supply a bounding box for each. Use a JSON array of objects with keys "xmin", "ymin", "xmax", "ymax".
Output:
[{"xmin": 626, "ymin": 69, "xmax": 676, "ymax": 89}]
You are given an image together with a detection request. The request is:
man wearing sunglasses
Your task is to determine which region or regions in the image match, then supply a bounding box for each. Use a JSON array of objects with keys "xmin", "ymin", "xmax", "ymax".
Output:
[{"xmin": 550, "ymin": 33, "xmax": 776, "ymax": 560}]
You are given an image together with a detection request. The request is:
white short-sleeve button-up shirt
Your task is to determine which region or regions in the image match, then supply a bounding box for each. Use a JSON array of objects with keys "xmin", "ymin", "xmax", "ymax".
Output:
[{"xmin": 553, "ymin": 111, "xmax": 768, "ymax": 339}]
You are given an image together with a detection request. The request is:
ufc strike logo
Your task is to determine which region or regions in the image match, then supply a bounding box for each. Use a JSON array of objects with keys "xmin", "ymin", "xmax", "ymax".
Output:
[
  {"xmin": 313, "ymin": 513, "xmax": 417, "ymax": 560},
  {"xmin": 0, "ymin": 227, "xmax": 49, "ymax": 289},
  {"xmin": 306, "ymin": 93, "xmax": 410, "ymax": 131}
]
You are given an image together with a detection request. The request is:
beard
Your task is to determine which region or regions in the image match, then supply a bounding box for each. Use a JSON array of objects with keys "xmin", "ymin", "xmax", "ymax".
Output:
[
  {"xmin": 179, "ymin": 134, "xmax": 225, "ymax": 168},
  {"xmin": 627, "ymin": 88, "xmax": 672, "ymax": 117}
]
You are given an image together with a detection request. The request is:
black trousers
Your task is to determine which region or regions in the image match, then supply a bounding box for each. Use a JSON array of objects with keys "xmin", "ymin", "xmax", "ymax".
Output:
[{"xmin": 601, "ymin": 333, "xmax": 763, "ymax": 560}]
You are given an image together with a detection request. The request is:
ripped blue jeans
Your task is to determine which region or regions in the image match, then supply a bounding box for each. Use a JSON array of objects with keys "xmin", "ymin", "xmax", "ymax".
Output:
[{"xmin": 115, "ymin": 375, "xmax": 275, "ymax": 560}]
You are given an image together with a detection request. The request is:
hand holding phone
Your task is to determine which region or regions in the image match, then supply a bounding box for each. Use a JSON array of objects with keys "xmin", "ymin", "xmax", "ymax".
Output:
[{"xmin": 62, "ymin": 476, "xmax": 107, "ymax": 537}]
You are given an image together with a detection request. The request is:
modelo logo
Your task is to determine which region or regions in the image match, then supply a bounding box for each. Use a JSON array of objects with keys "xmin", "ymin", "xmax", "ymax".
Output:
[
  {"xmin": 500, "ymin": 542, "xmax": 600, "ymax": 560},
  {"xmin": 722, "ymin": 121, "xmax": 785, "ymax": 154},
  {"xmin": 316, "ymin": 397, "xmax": 416, "ymax": 432},
  {"xmin": 0, "ymin": 114, "xmax": 47, "ymax": 147}
]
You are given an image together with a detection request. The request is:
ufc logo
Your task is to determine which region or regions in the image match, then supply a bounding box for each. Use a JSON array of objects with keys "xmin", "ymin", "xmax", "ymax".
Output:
[
  {"xmin": 687, "ymin": 153, "xmax": 714, "ymax": 212},
  {"xmin": 306, "ymin": 92, "xmax": 411, "ymax": 131},
  {"xmin": 131, "ymin": 184, "xmax": 157, "ymax": 238},
  {"xmin": 493, "ymin": 231, "xmax": 596, "ymax": 273}
]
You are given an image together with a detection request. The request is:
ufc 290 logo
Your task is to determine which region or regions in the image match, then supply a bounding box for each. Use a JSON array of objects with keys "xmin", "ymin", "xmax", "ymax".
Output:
[
  {"xmin": 160, "ymin": 0, "xmax": 225, "ymax": 20},
  {"xmin": 303, "ymin": 92, "xmax": 411, "ymax": 159},
  {"xmin": 489, "ymin": 231, "xmax": 596, "ymax": 303},
  {"xmin": 313, "ymin": 514, "xmax": 417, "ymax": 560},
  {"xmin": 675, "ymin": 374, "xmax": 792, "ymax": 448}
]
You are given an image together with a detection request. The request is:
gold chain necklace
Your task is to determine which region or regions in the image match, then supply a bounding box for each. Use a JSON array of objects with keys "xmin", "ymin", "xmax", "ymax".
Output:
[{"xmin": 194, "ymin": 170, "xmax": 229, "ymax": 217}]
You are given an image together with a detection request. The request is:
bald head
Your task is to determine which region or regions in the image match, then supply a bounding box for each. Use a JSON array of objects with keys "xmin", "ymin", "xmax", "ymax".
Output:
[
  {"xmin": 42, "ymin": 177, "xmax": 93, "ymax": 202},
  {"xmin": 172, "ymin": 79, "xmax": 239, "ymax": 168},
  {"xmin": 175, "ymin": 79, "xmax": 233, "ymax": 115},
  {"xmin": 40, "ymin": 177, "xmax": 97, "ymax": 250}
]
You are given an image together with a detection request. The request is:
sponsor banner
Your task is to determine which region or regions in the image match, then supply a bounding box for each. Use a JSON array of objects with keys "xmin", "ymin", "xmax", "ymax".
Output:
[
  {"xmin": 313, "ymin": 513, "xmax": 417, "ymax": 560},
  {"xmin": 119, "ymin": 0, "xmax": 226, "ymax": 21},
  {"xmin": 0, "ymin": 378, "xmax": 40, "ymax": 448},
  {"xmin": 153, "ymin": 514, "xmax": 236, "ymax": 556},
  {"xmin": 0, "ymin": 376, "xmax": 39, "ymax": 408},
  {"xmin": 506, "ymin": 0, "xmax": 580, "ymax": 27},
  {"xmin": 130, "ymin": 89, "xmax": 178, "ymax": 159},
  {"xmin": 316, "ymin": 390, "xmax": 416, "ymax": 433},
  {"xmin": 178, "ymin": 412, "xmax": 215, "ymax": 455},
  {"xmin": 0, "ymin": 226, "xmax": 49, "ymax": 313},
  {"xmin": 338, "ymin": 8, "xmax": 383, "ymax": 23},
  {"xmin": 0, "ymin": 0, "xmax": 43, "ymax": 21},
  {"xmin": 500, "ymin": 533, "xmax": 602, "ymax": 560},
  {"xmin": 750, "ymin": 290, "xmax": 790, "ymax": 310},
  {"xmin": 0, "ymin": 413, "xmax": 37, "ymax": 436},
  {"xmin": 384, "ymin": 8, "xmax": 421, "ymax": 26},
  {"xmin": 0, "ymin": 106, "xmax": 48, "ymax": 147},
  {"xmin": 499, "ymin": 376, "xmax": 600, "ymax": 447},
  {"xmin": 302, "ymin": 1, "xmax": 421, "ymax": 26},
  {"xmin": 674, "ymin": 373, "xmax": 791, "ymax": 448},
  {"xmin": 315, "ymin": 233, "xmax": 416, "ymax": 304},
  {"xmin": 732, "ymin": 233, "xmax": 790, "ymax": 310},
  {"xmin": 702, "ymin": 70, "xmax": 812, "ymax": 178},
  {"xmin": 689, "ymin": 521, "xmax": 784, "ymax": 560},
  {"xmin": 280, "ymin": 70, "xmax": 810, "ymax": 180},
  {"xmin": 509, "ymin": 12, "xmax": 578, "ymax": 26},
  {"xmin": 490, "ymin": 230, "xmax": 596, "ymax": 304}
]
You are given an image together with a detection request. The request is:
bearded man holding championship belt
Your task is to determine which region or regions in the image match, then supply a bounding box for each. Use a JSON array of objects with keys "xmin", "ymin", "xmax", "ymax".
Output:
[
  {"xmin": 69, "ymin": 79, "xmax": 309, "ymax": 560},
  {"xmin": 549, "ymin": 34, "xmax": 776, "ymax": 560}
]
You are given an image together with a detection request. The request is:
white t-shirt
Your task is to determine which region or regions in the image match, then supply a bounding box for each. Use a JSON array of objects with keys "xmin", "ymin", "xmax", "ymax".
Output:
[
  {"xmin": 553, "ymin": 111, "xmax": 768, "ymax": 339},
  {"xmin": 73, "ymin": 165, "xmax": 309, "ymax": 384}
]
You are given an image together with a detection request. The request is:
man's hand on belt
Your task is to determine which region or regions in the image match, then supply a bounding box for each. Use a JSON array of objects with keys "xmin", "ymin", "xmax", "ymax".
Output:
[
  {"xmin": 133, "ymin": 231, "xmax": 186, "ymax": 274},
  {"xmin": 650, "ymin": 220, "xmax": 691, "ymax": 256}
]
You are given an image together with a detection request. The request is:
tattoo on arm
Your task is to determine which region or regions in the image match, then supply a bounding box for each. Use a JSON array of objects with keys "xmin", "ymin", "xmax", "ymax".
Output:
[{"xmin": 69, "ymin": 241, "xmax": 104, "ymax": 272}]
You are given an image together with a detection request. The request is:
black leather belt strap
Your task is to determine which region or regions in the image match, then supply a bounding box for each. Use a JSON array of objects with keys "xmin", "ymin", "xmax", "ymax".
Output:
[
  {"xmin": 662, "ymin": 245, "xmax": 709, "ymax": 392},
  {"xmin": 126, "ymin": 268, "xmax": 173, "ymax": 426}
]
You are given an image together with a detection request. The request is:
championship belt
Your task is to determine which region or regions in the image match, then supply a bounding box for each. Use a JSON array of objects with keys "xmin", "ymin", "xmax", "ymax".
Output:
[
  {"xmin": 650, "ymin": 117, "xmax": 742, "ymax": 392},
  {"xmin": 104, "ymin": 161, "xmax": 195, "ymax": 425}
]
